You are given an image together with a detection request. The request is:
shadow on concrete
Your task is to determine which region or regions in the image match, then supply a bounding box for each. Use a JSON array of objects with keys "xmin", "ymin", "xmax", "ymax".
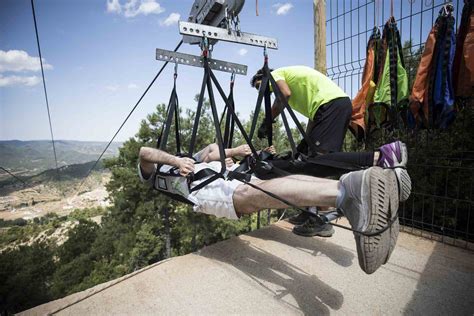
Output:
[
  {"xmin": 256, "ymin": 223, "xmax": 355, "ymax": 267},
  {"xmin": 199, "ymin": 225, "xmax": 349, "ymax": 315},
  {"xmin": 402, "ymin": 241, "xmax": 474, "ymax": 314}
]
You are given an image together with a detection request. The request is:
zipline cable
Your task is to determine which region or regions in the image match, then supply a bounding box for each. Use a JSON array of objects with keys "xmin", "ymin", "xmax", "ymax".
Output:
[
  {"xmin": 77, "ymin": 40, "xmax": 183, "ymax": 192},
  {"xmin": 31, "ymin": 0, "xmax": 60, "ymax": 181},
  {"xmin": 0, "ymin": 166, "xmax": 27, "ymax": 186}
]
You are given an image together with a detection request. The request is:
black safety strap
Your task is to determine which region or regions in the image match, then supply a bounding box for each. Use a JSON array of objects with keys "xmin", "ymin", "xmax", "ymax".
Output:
[
  {"xmin": 387, "ymin": 18, "xmax": 399, "ymax": 128},
  {"xmin": 153, "ymin": 53, "xmax": 395, "ymax": 238},
  {"xmin": 189, "ymin": 67, "xmax": 209, "ymax": 156},
  {"xmin": 220, "ymin": 75, "xmax": 236, "ymax": 148},
  {"xmin": 249, "ymin": 76, "xmax": 269, "ymax": 140},
  {"xmin": 264, "ymin": 79, "xmax": 273, "ymax": 146},
  {"xmin": 157, "ymin": 69, "xmax": 181, "ymax": 153},
  {"xmin": 188, "ymin": 54, "xmax": 260, "ymax": 193},
  {"xmin": 209, "ymin": 70, "xmax": 259, "ymax": 157}
]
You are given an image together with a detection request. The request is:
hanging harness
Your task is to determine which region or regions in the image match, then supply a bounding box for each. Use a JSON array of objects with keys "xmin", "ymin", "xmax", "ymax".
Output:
[
  {"xmin": 409, "ymin": 4, "xmax": 456, "ymax": 129},
  {"xmin": 150, "ymin": 43, "xmax": 397, "ymax": 238},
  {"xmin": 453, "ymin": 0, "xmax": 474, "ymax": 100},
  {"xmin": 350, "ymin": 27, "xmax": 381, "ymax": 141},
  {"xmin": 152, "ymin": 46, "xmax": 255, "ymax": 205},
  {"xmin": 369, "ymin": 16, "xmax": 409, "ymax": 132}
]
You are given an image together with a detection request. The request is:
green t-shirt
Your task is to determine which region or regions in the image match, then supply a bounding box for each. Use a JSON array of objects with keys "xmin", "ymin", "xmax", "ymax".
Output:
[{"xmin": 271, "ymin": 66, "xmax": 348, "ymax": 119}]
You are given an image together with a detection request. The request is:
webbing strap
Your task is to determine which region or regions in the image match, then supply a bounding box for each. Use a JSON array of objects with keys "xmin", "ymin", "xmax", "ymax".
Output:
[
  {"xmin": 221, "ymin": 83, "xmax": 235, "ymax": 148},
  {"xmin": 157, "ymin": 77, "xmax": 181, "ymax": 152},
  {"xmin": 205, "ymin": 60, "xmax": 227, "ymax": 176},
  {"xmin": 189, "ymin": 56, "xmax": 259, "ymax": 194},
  {"xmin": 249, "ymin": 76, "xmax": 269, "ymax": 140},
  {"xmin": 174, "ymin": 86, "xmax": 181, "ymax": 153},
  {"xmin": 188, "ymin": 67, "xmax": 209, "ymax": 156},
  {"xmin": 190, "ymin": 172, "xmax": 223, "ymax": 192},
  {"xmin": 387, "ymin": 18, "xmax": 399, "ymax": 127},
  {"xmin": 208, "ymin": 70, "xmax": 259, "ymax": 157},
  {"xmin": 264, "ymin": 80, "xmax": 273, "ymax": 146}
]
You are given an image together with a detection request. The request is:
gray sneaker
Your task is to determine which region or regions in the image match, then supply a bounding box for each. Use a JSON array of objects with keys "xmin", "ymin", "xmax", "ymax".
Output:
[{"xmin": 337, "ymin": 166, "xmax": 399, "ymax": 274}]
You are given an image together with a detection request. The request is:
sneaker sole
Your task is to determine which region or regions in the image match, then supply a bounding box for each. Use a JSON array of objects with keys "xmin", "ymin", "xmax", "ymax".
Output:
[
  {"xmin": 355, "ymin": 167, "xmax": 393, "ymax": 274},
  {"xmin": 383, "ymin": 169, "xmax": 400, "ymax": 265},
  {"xmin": 394, "ymin": 168, "xmax": 412, "ymax": 202}
]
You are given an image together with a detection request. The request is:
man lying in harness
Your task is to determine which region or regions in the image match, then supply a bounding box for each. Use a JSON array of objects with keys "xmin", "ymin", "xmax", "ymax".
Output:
[{"xmin": 138, "ymin": 143, "xmax": 411, "ymax": 274}]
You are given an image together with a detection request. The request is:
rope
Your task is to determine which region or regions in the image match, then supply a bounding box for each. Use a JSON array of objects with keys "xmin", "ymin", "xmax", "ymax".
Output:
[
  {"xmin": 77, "ymin": 40, "xmax": 183, "ymax": 193},
  {"xmin": 31, "ymin": 0, "xmax": 60, "ymax": 181}
]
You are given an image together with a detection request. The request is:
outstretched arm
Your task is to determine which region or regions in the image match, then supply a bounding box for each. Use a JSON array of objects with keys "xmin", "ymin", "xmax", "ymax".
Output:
[
  {"xmin": 139, "ymin": 147, "xmax": 195, "ymax": 176},
  {"xmin": 271, "ymin": 80, "xmax": 291, "ymax": 120},
  {"xmin": 200, "ymin": 143, "xmax": 252, "ymax": 162}
]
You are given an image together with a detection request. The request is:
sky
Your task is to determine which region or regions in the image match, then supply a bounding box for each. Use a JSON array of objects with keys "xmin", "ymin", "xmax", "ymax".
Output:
[
  {"xmin": 0, "ymin": 0, "xmax": 463, "ymax": 143},
  {"xmin": 0, "ymin": 0, "xmax": 314, "ymax": 142}
]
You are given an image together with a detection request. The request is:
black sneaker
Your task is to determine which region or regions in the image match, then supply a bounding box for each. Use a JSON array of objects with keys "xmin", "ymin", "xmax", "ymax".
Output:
[
  {"xmin": 288, "ymin": 211, "xmax": 311, "ymax": 225},
  {"xmin": 292, "ymin": 216, "xmax": 335, "ymax": 237}
]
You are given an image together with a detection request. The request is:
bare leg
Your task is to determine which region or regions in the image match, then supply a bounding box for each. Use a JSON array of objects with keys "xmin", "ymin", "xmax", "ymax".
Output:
[{"xmin": 233, "ymin": 174, "xmax": 339, "ymax": 214}]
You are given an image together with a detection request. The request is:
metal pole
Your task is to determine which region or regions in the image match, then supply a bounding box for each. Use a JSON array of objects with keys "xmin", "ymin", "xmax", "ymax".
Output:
[{"xmin": 314, "ymin": 0, "xmax": 327, "ymax": 74}]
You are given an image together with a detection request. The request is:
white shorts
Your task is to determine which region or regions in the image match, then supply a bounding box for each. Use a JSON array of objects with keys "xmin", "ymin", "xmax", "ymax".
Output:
[
  {"xmin": 138, "ymin": 159, "xmax": 245, "ymax": 221},
  {"xmin": 189, "ymin": 176, "xmax": 241, "ymax": 220}
]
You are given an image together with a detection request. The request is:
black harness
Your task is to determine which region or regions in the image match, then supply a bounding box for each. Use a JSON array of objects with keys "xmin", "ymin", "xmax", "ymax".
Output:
[{"xmin": 150, "ymin": 51, "xmax": 397, "ymax": 238}]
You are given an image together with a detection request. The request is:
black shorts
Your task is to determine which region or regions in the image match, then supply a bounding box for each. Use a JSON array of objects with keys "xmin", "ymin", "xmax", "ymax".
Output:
[{"xmin": 297, "ymin": 97, "xmax": 352, "ymax": 154}]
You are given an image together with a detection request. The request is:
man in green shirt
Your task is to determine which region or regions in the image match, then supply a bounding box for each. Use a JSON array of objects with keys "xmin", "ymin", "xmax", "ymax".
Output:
[{"xmin": 251, "ymin": 65, "xmax": 353, "ymax": 237}]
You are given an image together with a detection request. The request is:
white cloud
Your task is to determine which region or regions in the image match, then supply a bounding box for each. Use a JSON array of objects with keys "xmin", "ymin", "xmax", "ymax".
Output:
[
  {"xmin": 106, "ymin": 0, "xmax": 121, "ymax": 14},
  {"xmin": 127, "ymin": 83, "xmax": 138, "ymax": 89},
  {"xmin": 0, "ymin": 74, "xmax": 41, "ymax": 87},
  {"xmin": 273, "ymin": 3, "xmax": 293, "ymax": 15},
  {"xmin": 238, "ymin": 48, "xmax": 248, "ymax": 56},
  {"xmin": 0, "ymin": 50, "xmax": 53, "ymax": 73},
  {"xmin": 107, "ymin": 0, "xmax": 165, "ymax": 18},
  {"xmin": 106, "ymin": 85, "xmax": 119, "ymax": 91},
  {"xmin": 160, "ymin": 13, "xmax": 180, "ymax": 26}
]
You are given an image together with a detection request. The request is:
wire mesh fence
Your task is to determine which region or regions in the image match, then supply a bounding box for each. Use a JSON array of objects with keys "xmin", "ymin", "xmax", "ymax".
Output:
[{"xmin": 326, "ymin": 0, "xmax": 473, "ymax": 249}]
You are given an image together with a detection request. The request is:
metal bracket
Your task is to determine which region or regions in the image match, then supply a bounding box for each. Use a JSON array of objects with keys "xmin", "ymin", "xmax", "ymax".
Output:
[
  {"xmin": 156, "ymin": 48, "xmax": 247, "ymax": 75},
  {"xmin": 179, "ymin": 21, "xmax": 278, "ymax": 49}
]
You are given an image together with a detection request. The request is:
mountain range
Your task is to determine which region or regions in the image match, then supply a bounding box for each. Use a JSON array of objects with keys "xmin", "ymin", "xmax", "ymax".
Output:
[{"xmin": 0, "ymin": 140, "xmax": 121, "ymax": 176}]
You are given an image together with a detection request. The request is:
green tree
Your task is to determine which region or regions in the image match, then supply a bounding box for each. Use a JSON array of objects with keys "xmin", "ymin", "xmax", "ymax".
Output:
[{"xmin": 0, "ymin": 242, "xmax": 55, "ymax": 314}]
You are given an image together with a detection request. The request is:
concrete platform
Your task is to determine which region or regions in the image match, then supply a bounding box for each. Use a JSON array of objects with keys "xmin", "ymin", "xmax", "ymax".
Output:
[{"xmin": 22, "ymin": 220, "xmax": 474, "ymax": 315}]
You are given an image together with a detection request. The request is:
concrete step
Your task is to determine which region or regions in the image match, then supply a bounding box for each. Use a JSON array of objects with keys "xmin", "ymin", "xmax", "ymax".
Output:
[{"xmin": 22, "ymin": 220, "xmax": 474, "ymax": 315}]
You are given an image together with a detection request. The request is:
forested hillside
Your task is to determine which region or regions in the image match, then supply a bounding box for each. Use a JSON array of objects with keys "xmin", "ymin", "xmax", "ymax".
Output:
[{"xmin": 0, "ymin": 97, "xmax": 300, "ymax": 314}]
